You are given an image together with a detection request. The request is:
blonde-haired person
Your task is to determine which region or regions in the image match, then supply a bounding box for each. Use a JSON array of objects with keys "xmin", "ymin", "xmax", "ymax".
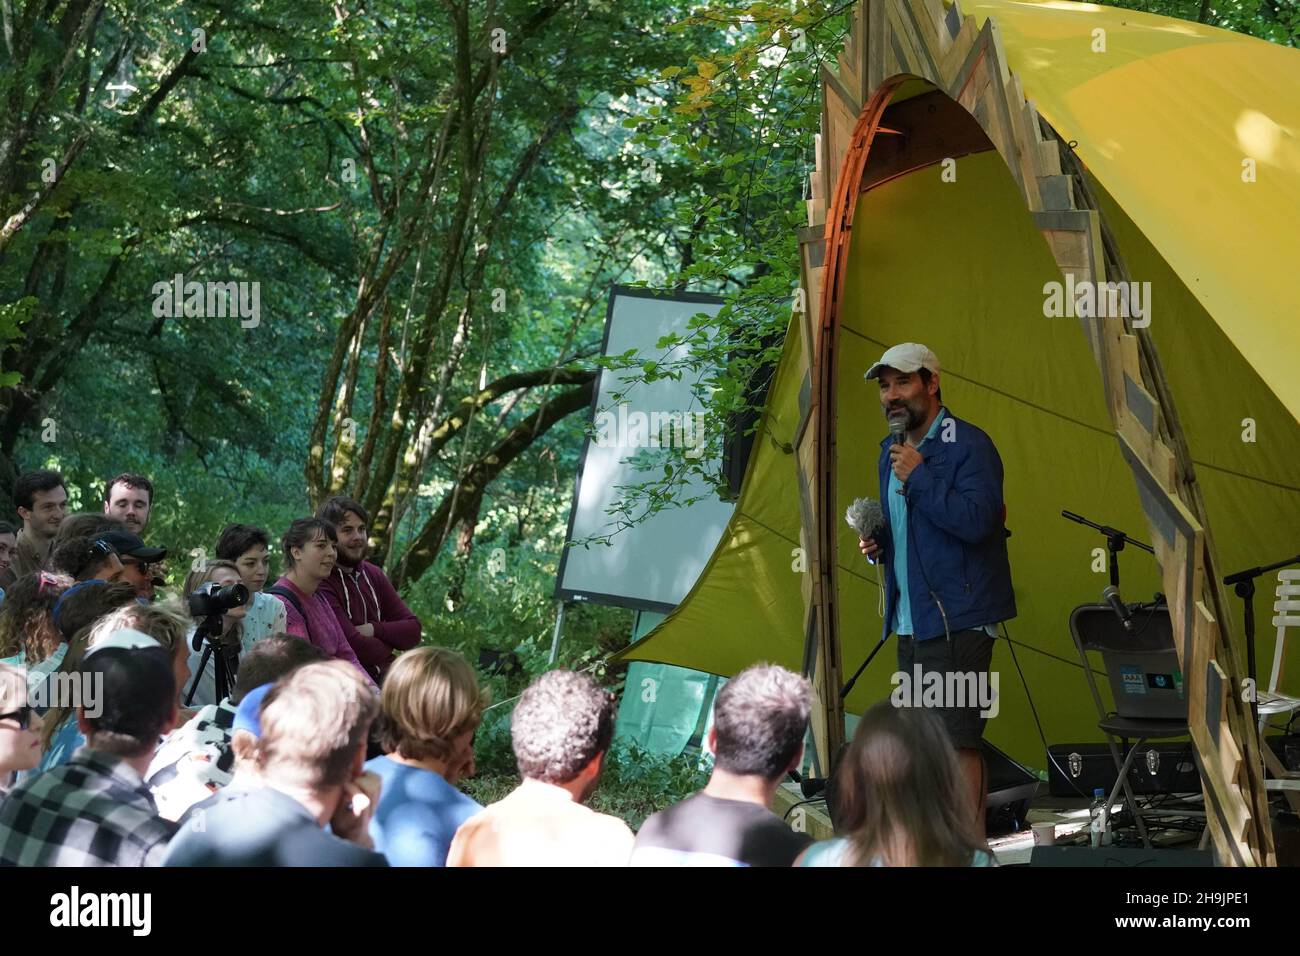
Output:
[
  {"xmin": 181, "ymin": 559, "xmax": 251, "ymax": 707},
  {"xmin": 0, "ymin": 662, "xmax": 42, "ymax": 791},
  {"xmin": 36, "ymin": 597, "xmax": 193, "ymax": 774},
  {"xmin": 797, "ymin": 701, "xmax": 996, "ymax": 867},
  {"xmin": 365, "ymin": 646, "xmax": 486, "ymax": 866}
]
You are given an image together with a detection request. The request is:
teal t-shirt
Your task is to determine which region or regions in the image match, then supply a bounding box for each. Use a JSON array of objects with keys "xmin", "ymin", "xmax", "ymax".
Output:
[{"xmin": 889, "ymin": 407, "xmax": 949, "ymax": 636}]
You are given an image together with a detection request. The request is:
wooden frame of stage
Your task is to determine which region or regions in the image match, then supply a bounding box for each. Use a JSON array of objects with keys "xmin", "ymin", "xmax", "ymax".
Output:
[{"xmin": 793, "ymin": 0, "xmax": 1272, "ymax": 866}]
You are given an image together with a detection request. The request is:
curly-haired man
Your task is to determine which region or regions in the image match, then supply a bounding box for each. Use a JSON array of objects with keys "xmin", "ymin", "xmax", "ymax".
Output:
[{"xmin": 447, "ymin": 669, "xmax": 633, "ymax": 866}]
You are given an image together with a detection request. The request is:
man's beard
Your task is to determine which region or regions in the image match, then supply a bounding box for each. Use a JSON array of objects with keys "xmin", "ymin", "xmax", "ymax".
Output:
[{"xmin": 884, "ymin": 401, "xmax": 925, "ymax": 431}]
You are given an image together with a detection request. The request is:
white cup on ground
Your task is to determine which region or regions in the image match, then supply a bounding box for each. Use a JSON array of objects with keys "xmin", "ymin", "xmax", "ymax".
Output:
[{"xmin": 1031, "ymin": 822, "xmax": 1057, "ymax": 846}]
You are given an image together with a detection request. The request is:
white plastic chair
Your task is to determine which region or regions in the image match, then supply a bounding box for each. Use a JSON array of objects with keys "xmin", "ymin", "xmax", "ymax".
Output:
[{"xmin": 1259, "ymin": 569, "xmax": 1300, "ymax": 797}]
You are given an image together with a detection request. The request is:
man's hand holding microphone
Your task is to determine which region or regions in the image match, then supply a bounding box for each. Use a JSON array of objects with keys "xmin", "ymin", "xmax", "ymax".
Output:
[{"xmin": 846, "ymin": 498, "xmax": 886, "ymax": 565}]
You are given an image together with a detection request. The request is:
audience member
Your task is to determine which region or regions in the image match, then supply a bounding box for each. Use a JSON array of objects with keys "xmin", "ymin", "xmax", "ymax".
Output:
[
  {"xmin": 0, "ymin": 661, "xmax": 42, "ymax": 792},
  {"xmin": 0, "ymin": 521, "xmax": 16, "ymax": 605},
  {"xmin": 1, "ymin": 470, "xmax": 68, "ymax": 588},
  {"xmin": 38, "ymin": 596, "xmax": 191, "ymax": 773},
  {"xmin": 447, "ymin": 669, "xmax": 633, "ymax": 866},
  {"xmin": 215, "ymin": 523, "xmax": 287, "ymax": 649},
  {"xmin": 52, "ymin": 512, "xmax": 125, "ymax": 547},
  {"xmin": 316, "ymin": 496, "xmax": 421, "ymax": 681},
  {"xmin": 33, "ymin": 579, "xmax": 139, "ymax": 714},
  {"xmin": 267, "ymin": 518, "xmax": 372, "ymax": 684},
  {"xmin": 0, "ymin": 572, "xmax": 72, "ymax": 668},
  {"xmin": 367, "ymin": 647, "xmax": 485, "ymax": 866},
  {"xmin": 222, "ymin": 682, "xmax": 273, "ymax": 790},
  {"xmin": 0, "ymin": 637, "xmax": 178, "ymax": 865},
  {"xmin": 149, "ymin": 633, "xmax": 326, "ymax": 821},
  {"xmin": 52, "ymin": 580, "xmax": 137, "ymax": 644},
  {"xmin": 181, "ymin": 559, "xmax": 251, "ymax": 707},
  {"xmin": 48, "ymin": 535, "xmax": 124, "ymax": 583},
  {"xmin": 796, "ymin": 701, "xmax": 995, "ymax": 867},
  {"xmin": 632, "ymin": 664, "xmax": 813, "ymax": 867},
  {"xmin": 163, "ymin": 660, "xmax": 387, "ymax": 867},
  {"xmin": 97, "ymin": 530, "xmax": 166, "ymax": 601},
  {"xmin": 102, "ymin": 473, "xmax": 153, "ymax": 534}
]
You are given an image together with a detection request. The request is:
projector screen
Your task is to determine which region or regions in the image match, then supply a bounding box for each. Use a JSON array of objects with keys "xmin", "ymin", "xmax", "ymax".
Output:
[{"xmin": 555, "ymin": 286, "xmax": 735, "ymax": 613}]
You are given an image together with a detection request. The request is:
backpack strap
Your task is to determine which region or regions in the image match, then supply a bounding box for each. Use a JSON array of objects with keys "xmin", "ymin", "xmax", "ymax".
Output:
[{"xmin": 266, "ymin": 585, "xmax": 312, "ymax": 644}]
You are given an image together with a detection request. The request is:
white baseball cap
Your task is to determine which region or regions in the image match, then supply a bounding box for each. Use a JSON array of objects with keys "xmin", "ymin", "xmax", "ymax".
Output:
[
  {"xmin": 864, "ymin": 342, "xmax": 940, "ymax": 381},
  {"xmin": 85, "ymin": 627, "xmax": 162, "ymax": 658}
]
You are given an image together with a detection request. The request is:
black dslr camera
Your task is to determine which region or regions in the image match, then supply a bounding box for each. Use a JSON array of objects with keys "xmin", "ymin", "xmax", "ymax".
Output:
[
  {"xmin": 184, "ymin": 581, "xmax": 249, "ymax": 705},
  {"xmin": 188, "ymin": 580, "xmax": 249, "ymax": 619}
]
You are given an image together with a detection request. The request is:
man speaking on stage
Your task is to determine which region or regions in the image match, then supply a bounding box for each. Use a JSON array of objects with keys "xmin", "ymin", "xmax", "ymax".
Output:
[{"xmin": 857, "ymin": 343, "xmax": 1016, "ymax": 840}]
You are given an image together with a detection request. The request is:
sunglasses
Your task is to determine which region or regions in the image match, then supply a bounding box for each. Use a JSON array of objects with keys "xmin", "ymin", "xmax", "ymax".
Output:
[
  {"xmin": 89, "ymin": 538, "xmax": 118, "ymax": 561},
  {"xmin": 0, "ymin": 706, "xmax": 33, "ymax": 730}
]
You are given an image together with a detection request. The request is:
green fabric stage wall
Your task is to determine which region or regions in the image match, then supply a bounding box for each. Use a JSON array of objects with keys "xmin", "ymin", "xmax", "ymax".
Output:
[{"xmin": 620, "ymin": 147, "xmax": 1300, "ymax": 771}]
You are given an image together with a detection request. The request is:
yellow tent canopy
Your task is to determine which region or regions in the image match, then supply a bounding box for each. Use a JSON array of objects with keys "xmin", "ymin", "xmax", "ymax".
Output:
[{"xmin": 619, "ymin": 0, "xmax": 1300, "ymax": 788}]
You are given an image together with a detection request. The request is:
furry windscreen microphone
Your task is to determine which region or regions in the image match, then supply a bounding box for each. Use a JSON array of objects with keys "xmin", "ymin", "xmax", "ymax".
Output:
[{"xmin": 845, "ymin": 497, "xmax": 885, "ymax": 540}]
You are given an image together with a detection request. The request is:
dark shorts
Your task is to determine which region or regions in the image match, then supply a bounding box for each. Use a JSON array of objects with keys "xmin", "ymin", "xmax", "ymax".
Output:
[{"xmin": 895, "ymin": 628, "xmax": 996, "ymax": 750}]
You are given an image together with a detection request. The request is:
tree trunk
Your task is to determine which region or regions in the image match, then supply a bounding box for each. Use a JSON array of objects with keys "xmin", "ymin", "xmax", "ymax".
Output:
[{"xmin": 392, "ymin": 377, "xmax": 594, "ymax": 588}]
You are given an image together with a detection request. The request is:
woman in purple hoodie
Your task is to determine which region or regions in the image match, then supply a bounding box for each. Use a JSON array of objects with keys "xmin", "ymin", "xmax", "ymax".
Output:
[{"xmin": 268, "ymin": 518, "xmax": 374, "ymax": 687}]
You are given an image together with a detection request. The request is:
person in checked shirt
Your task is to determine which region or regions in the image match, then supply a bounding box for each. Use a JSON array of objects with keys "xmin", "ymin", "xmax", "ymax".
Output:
[{"xmin": 0, "ymin": 631, "xmax": 178, "ymax": 866}]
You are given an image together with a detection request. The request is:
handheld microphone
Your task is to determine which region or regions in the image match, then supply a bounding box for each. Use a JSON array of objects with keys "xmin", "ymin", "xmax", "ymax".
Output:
[
  {"xmin": 846, "ymin": 497, "xmax": 886, "ymax": 565},
  {"xmin": 1102, "ymin": 585, "xmax": 1135, "ymax": 632},
  {"xmin": 888, "ymin": 417, "xmax": 908, "ymax": 494},
  {"xmin": 845, "ymin": 497, "xmax": 885, "ymax": 540}
]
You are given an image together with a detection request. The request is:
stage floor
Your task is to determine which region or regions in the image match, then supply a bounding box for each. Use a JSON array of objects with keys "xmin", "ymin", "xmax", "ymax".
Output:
[
  {"xmin": 773, "ymin": 782, "xmax": 1209, "ymax": 864},
  {"xmin": 990, "ymin": 792, "xmax": 1208, "ymax": 865}
]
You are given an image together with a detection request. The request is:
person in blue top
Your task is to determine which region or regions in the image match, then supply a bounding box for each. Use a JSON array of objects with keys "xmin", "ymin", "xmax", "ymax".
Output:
[
  {"xmin": 858, "ymin": 343, "xmax": 1016, "ymax": 841},
  {"xmin": 366, "ymin": 646, "xmax": 484, "ymax": 866}
]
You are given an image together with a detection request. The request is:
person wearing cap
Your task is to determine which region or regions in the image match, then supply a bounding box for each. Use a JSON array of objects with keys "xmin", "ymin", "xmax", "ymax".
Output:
[
  {"xmin": 48, "ymin": 534, "xmax": 125, "ymax": 583},
  {"xmin": 36, "ymin": 596, "xmax": 192, "ymax": 775},
  {"xmin": 97, "ymin": 530, "xmax": 167, "ymax": 601},
  {"xmin": 860, "ymin": 343, "xmax": 1016, "ymax": 841},
  {"xmin": 0, "ymin": 634, "xmax": 179, "ymax": 866}
]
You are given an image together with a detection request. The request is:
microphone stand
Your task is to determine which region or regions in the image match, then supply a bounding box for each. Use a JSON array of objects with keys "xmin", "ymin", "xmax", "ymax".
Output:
[
  {"xmin": 841, "ymin": 633, "xmax": 889, "ymax": 701},
  {"xmin": 1223, "ymin": 553, "xmax": 1300, "ymax": 728},
  {"xmin": 1060, "ymin": 510, "xmax": 1155, "ymax": 592}
]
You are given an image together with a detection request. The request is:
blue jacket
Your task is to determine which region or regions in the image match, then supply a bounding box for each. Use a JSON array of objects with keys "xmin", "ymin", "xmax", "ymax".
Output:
[{"xmin": 875, "ymin": 412, "xmax": 1016, "ymax": 642}]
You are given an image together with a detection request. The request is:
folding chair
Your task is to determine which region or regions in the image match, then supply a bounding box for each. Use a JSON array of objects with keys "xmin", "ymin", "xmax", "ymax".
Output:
[
  {"xmin": 1069, "ymin": 603, "xmax": 1207, "ymax": 849},
  {"xmin": 1258, "ymin": 570, "xmax": 1300, "ymax": 805}
]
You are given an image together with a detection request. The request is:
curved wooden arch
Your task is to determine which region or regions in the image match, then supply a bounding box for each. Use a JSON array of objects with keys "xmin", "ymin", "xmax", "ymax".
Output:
[{"xmin": 793, "ymin": 0, "xmax": 1271, "ymax": 865}]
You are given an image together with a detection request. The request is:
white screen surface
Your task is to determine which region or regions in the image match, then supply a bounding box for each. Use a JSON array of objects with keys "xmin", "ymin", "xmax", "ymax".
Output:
[{"xmin": 556, "ymin": 287, "xmax": 735, "ymax": 612}]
